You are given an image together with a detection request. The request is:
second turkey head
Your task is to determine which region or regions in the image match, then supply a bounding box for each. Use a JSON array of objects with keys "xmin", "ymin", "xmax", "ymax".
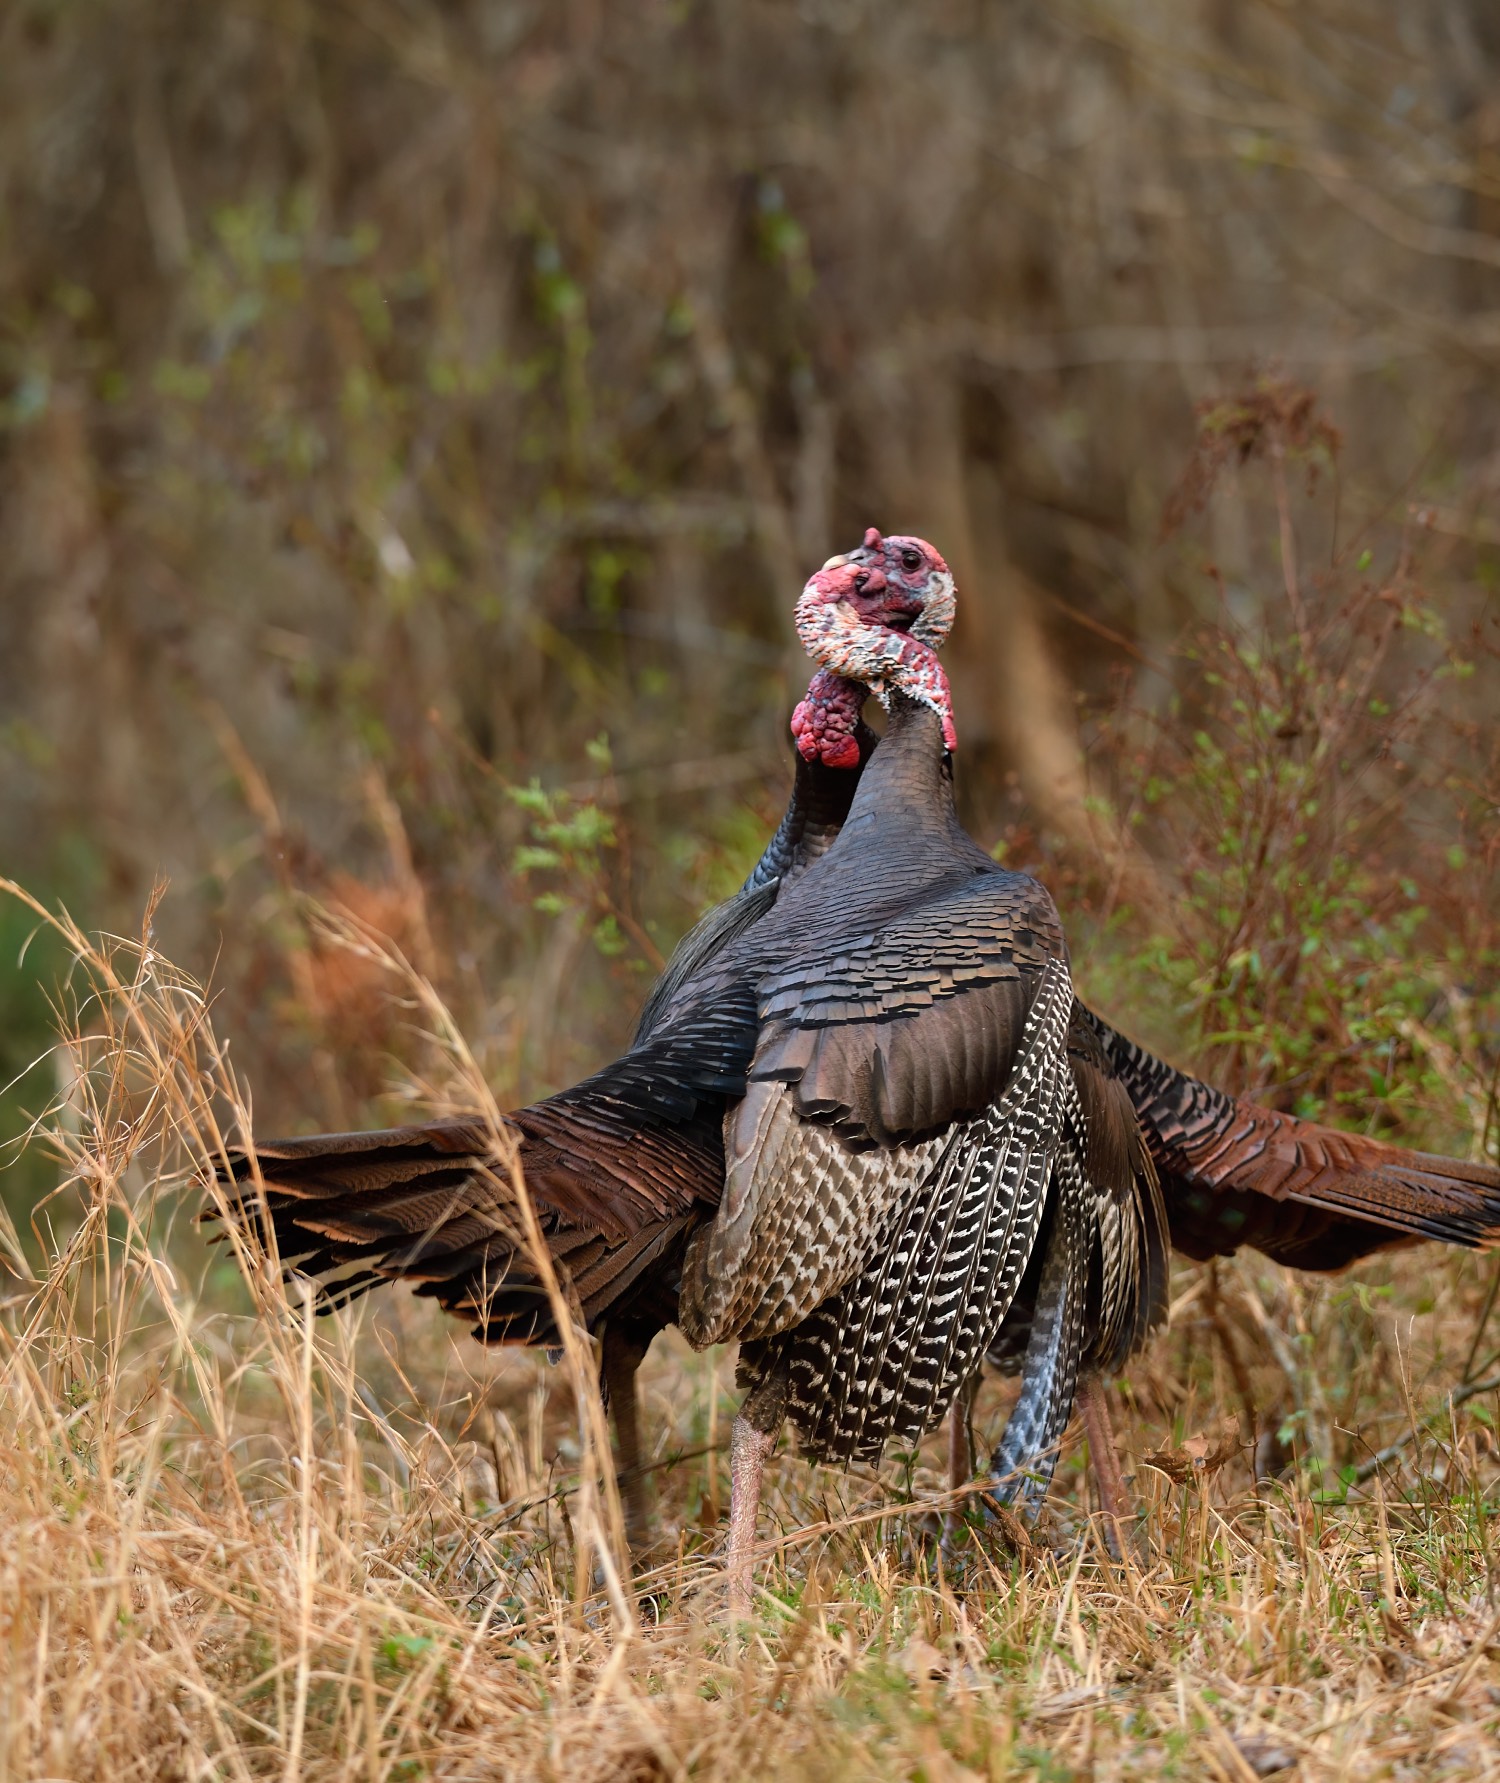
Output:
[{"xmin": 792, "ymin": 528, "xmax": 957, "ymax": 762}]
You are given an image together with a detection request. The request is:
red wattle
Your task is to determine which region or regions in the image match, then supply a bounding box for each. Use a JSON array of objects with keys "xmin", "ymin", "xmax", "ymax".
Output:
[
  {"xmin": 790, "ymin": 698, "xmax": 821, "ymax": 761},
  {"xmin": 791, "ymin": 671, "xmax": 865, "ymax": 769},
  {"xmin": 820, "ymin": 731, "xmax": 862, "ymax": 770}
]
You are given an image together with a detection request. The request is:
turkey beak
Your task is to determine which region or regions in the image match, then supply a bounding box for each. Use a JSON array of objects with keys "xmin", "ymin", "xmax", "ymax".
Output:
[{"xmin": 820, "ymin": 553, "xmax": 849, "ymax": 572}]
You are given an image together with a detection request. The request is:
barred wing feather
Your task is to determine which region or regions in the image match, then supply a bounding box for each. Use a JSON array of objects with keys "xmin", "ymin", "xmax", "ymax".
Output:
[
  {"xmin": 741, "ymin": 957, "xmax": 1075, "ymax": 1461},
  {"xmin": 680, "ymin": 870, "xmax": 1067, "ymax": 1348}
]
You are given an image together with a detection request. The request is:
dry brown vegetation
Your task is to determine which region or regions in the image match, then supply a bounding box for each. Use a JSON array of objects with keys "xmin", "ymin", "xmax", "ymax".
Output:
[{"xmin": 3, "ymin": 1, "xmax": 1500, "ymax": 1777}]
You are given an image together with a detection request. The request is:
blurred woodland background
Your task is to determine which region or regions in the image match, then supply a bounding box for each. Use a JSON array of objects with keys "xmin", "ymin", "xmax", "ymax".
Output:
[
  {"xmin": 7, "ymin": 7, "xmax": 1500, "ymax": 1775},
  {"xmin": 3, "ymin": 0, "xmax": 1499, "ymax": 1197}
]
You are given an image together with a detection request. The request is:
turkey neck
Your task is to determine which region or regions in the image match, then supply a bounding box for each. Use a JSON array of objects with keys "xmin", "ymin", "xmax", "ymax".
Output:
[
  {"xmin": 750, "ymin": 721, "xmax": 879, "ymax": 893},
  {"xmin": 822, "ymin": 693, "xmax": 967, "ymax": 863}
]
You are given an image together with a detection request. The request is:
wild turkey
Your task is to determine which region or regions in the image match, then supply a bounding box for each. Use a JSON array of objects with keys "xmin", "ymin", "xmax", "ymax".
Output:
[
  {"xmin": 213, "ymin": 528, "xmax": 1500, "ymax": 1593},
  {"xmin": 209, "ymin": 531, "xmax": 949, "ymax": 1550},
  {"xmin": 213, "ymin": 530, "xmax": 1171, "ymax": 1603},
  {"xmin": 711, "ymin": 554, "xmax": 1500, "ymax": 1578}
]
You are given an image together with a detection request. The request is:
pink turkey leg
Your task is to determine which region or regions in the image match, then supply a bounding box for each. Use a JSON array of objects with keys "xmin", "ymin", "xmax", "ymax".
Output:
[
  {"xmin": 726, "ymin": 1373, "xmax": 786, "ymax": 1619},
  {"xmin": 1078, "ymin": 1373, "xmax": 1135, "ymax": 1562}
]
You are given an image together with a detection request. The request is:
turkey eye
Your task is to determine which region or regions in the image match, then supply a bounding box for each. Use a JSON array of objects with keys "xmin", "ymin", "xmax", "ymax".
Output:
[{"xmin": 899, "ymin": 547, "xmax": 922, "ymax": 573}]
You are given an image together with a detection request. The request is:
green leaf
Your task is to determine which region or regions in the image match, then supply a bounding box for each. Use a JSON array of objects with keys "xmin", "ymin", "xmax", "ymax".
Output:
[
  {"xmin": 513, "ymin": 846, "xmax": 562, "ymax": 873},
  {"xmin": 380, "ymin": 1632, "xmax": 436, "ymax": 1666}
]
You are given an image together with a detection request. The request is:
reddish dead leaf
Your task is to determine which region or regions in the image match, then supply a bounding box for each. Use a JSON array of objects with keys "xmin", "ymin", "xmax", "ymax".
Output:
[{"xmin": 1142, "ymin": 1418, "xmax": 1242, "ymax": 1485}]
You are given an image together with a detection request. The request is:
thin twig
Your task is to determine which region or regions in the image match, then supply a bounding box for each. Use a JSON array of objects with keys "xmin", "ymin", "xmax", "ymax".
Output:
[{"xmin": 1352, "ymin": 1373, "xmax": 1500, "ymax": 1486}]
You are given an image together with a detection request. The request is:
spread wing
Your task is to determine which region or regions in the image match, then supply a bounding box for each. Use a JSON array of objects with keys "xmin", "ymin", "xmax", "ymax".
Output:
[
  {"xmin": 211, "ymin": 735, "xmax": 876, "ymax": 1349},
  {"xmin": 1084, "ymin": 1009, "xmax": 1500, "ymax": 1267},
  {"xmin": 211, "ymin": 1000, "xmax": 757, "ymax": 1344}
]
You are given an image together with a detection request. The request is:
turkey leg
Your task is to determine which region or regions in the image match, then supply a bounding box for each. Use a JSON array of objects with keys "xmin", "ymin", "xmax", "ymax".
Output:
[
  {"xmin": 601, "ymin": 1324, "xmax": 653, "ymax": 1553},
  {"xmin": 946, "ymin": 1372, "xmax": 980, "ymax": 1544},
  {"xmin": 727, "ymin": 1370, "xmax": 787, "ymax": 1619},
  {"xmin": 1077, "ymin": 1372, "xmax": 1134, "ymax": 1562}
]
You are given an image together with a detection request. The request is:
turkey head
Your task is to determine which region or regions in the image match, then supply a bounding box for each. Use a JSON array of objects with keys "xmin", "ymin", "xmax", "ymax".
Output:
[{"xmin": 793, "ymin": 528, "xmax": 957, "ymax": 755}]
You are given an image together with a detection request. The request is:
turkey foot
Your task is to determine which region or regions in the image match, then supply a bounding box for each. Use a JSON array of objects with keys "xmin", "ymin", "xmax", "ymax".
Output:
[
  {"xmin": 1077, "ymin": 1373, "xmax": 1135, "ymax": 1563},
  {"xmin": 726, "ymin": 1371, "xmax": 787, "ymax": 1619}
]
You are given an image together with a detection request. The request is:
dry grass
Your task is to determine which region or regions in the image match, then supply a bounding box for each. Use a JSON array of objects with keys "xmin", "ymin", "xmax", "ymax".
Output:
[{"xmin": 5, "ymin": 885, "xmax": 1500, "ymax": 1782}]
